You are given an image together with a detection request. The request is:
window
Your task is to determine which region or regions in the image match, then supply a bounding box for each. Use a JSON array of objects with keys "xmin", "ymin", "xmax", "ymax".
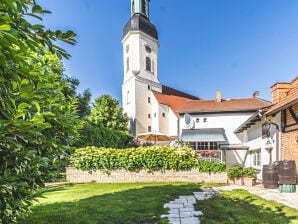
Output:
[
  {"xmin": 250, "ymin": 149, "xmax": 261, "ymax": 167},
  {"xmin": 209, "ymin": 142, "xmax": 218, "ymax": 150},
  {"xmin": 148, "ymin": 126, "xmax": 151, "ymax": 132},
  {"xmin": 148, "ymin": 97, "xmax": 151, "ymax": 103},
  {"xmin": 145, "ymin": 57, "xmax": 151, "ymax": 72},
  {"xmin": 197, "ymin": 142, "xmax": 209, "ymax": 150},
  {"xmin": 126, "ymin": 91, "xmax": 130, "ymax": 104},
  {"xmin": 126, "ymin": 57, "xmax": 129, "ymax": 71},
  {"xmin": 196, "ymin": 118, "xmax": 200, "ymax": 123},
  {"xmin": 154, "ymin": 113, "xmax": 156, "ymax": 118},
  {"xmin": 148, "ymin": 85, "xmax": 151, "ymax": 90},
  {"xmin": 148, "ymin": 114, "xmax": 151, "ymax": 118},
  {"xmin": 162, "ymin": 112, "xmax": 165, "ymax": 118},
  {"xmin": 203, "ymin": 118, "xmax": 207, "ymax": 123}
]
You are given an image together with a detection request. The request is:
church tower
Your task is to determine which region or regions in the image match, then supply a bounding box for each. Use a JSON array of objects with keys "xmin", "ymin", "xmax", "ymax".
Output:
[{"xmin": 122, "ymin": 0, "xmax": 161, "ymax": 136}]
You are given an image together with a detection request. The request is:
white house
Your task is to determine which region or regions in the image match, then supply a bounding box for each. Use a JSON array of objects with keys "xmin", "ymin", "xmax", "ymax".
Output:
[{"xmin": 178, "ymin": 91, "xmax": 271, "ymax": 165}]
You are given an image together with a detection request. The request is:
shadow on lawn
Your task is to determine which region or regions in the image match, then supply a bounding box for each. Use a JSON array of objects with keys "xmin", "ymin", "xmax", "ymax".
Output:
[
  {"xmin": 18, "ymin": 185, "xmax": 298, "ymax": 224},
  {"xmin": 195, "ymin": 189, "xmax": 298, "ymax": 224},
  {"xmin": 18, "ymin": 184, "xmax": 199, "ymax": 224}
]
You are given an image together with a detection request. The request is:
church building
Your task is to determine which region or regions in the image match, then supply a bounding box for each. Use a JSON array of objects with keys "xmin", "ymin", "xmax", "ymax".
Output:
[
  {"xmin": 122, "ymin": 0, "xmax": 199, "ymax": 138},
  {"xmin": 121, "ymin": 0, "xmax": 270, "ymax": 153}
]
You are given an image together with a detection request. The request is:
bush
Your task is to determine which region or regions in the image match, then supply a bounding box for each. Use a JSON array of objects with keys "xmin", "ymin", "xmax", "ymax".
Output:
[
  {"xmin": 198, "ymin": 160, "xmax": 226, "ymax": 172},
  {"xmin": 227, "ymin": 164, "xmax": 245, "ymax": 178},
  {"xmin": 76, "ymin": 122, "xmax": 132, "ymax": 149},
  {"xmin": 243, "ymin": 167, "xmax": 260, "ymax": 178},
  {"xmin": 71, "ymin": 146, "xmax": 200, "ymax": 171},
  {"xmin": 71, "ymin": 146, "xmax": 227, "ymax": 172}
]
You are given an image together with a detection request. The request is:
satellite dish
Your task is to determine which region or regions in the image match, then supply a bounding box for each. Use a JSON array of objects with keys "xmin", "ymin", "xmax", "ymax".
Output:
[{"xmin": 184, "ymin": 113, "xmax": 195, "ymax": 129}]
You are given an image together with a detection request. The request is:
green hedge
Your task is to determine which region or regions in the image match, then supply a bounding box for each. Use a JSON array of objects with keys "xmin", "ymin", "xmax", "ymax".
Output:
[
  {"xmin": 75, "ymin": 122, "xmax": 132, "ymax": 149},
  {"xmin": 71, "ymin": 146, "xmax": 226, "ymax": 172}
]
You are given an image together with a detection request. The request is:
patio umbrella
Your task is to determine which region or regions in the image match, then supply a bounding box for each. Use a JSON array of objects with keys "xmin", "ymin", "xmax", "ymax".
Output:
[{"xmin": 137, "ymin": 131, "xmax": 171, "ymax": 145}]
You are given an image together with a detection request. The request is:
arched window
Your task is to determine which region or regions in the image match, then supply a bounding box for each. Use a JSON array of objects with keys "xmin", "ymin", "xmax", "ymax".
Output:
[
  {"xmin": 145, "ymin": 57, "xmax": 151, "ymax": 72},
  {"xmin": 127, "ymin": 91, "xmax": 130, "ymax": 104}
]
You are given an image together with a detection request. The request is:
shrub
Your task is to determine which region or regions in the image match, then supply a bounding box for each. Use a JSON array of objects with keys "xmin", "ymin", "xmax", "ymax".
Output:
[
  {"xmin": 243, "ymin": 167, "xmax": 260, "ymax": 178},
  {"xmin": 76, "ymin": 122, "xmax": 132, "ymax": 149},
  {"xmin": 198, "ymin": 160, "xmax": 226, "ymax": 172},
  {"xmin": 71, "ymin": 146, "xmax": 199, "ymax": 171},
  {"xmin": 71, "ymin": 146, "xmax": 227, "ymax": 172},
  {"xmin": 227, "ymin": 164, "xmax": 245, "ymax": 178}
]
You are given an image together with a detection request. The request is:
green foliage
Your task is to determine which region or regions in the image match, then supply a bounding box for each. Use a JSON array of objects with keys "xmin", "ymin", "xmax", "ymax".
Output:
[
  {"xmin": 227, "ymin": 164, "xmax": 245, "ymax": 178},
  {"xmin": 88, "ymin": 94, "xmax": 128, "ymax": 131},
  {"xmin": 0, "ymin": 1, "xmax": 80, "ymax": 223},
  {"xmin": 243, "ymin": 167, "xmax": 260, "ymax": 178},
  {"xmin": 76, "ymin": 122, "xmax": 132, "ymax": 149},
  {"xmin": 71, "ymin": 146, "xmax": 200, "ymax": 171},
  {"xmin": 198, "ymin": 160, "xmax": 226, "ymax": 172}
]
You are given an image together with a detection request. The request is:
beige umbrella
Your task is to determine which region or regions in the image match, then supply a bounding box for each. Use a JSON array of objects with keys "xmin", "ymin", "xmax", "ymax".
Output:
[{"xmin": 137, "ymin": 131, "xmax": 171, "ymax": 145}]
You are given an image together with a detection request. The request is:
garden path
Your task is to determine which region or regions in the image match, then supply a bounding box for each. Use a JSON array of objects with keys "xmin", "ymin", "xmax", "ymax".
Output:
[{"xmin": 213, "ymin": 185, "xmax": 298, "ymax": 210}]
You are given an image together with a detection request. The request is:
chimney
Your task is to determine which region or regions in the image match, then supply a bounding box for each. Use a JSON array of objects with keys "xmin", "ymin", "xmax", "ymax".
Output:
[
  {"xmin": 253, "ymin": 91, "xmax": 260, "ymax": 98},
  {"xmin": 271, "ymin": 82, "xmax": 291, "ymax": 104},
  {"xmin": 216, "ymin": 91, "xmax": 221, "ymax": 103}
]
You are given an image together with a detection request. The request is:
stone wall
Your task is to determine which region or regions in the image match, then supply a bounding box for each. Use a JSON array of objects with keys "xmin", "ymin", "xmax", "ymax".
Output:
[{"xmin": 66, "ymin": 167, "xmax": 227, "ymax": 183}]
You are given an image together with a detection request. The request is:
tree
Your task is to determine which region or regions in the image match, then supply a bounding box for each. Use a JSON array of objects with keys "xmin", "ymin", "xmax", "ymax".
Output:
[
  {"xmin": 62, "ymin": 76, "xmax": 91, "ymax": 119},
  {"xmin": 88, "ymin": 94, "xmax": 128, "ymax": 131},
  {"xmin": 76, "ymin": 89, "xmax": 92, "ymax": 119},
  {"xmin": 0, "ymin": 1, "xmax": 80, "ymax": 223}
]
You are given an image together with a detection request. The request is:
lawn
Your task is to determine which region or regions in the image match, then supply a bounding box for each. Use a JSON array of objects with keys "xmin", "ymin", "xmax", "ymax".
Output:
[{"xmin": 18, "ymin": 183, "xmax": 298, "ymax": 224}]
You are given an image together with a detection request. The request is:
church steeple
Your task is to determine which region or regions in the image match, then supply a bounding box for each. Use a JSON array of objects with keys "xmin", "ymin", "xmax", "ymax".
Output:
[{"xmin": 131, "ymin": 0, "xmax": 150, "ymax": 18}]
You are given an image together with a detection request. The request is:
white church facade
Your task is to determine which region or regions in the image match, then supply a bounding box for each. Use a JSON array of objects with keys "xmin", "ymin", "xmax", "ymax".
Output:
[{"xmin": 121, "ymin": 0, "xmax": 275, "ymax": 167}]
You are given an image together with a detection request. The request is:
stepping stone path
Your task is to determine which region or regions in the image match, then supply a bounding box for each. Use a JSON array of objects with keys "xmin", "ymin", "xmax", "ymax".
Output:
[{"xmin": 162, "ymin": 188, "xmax": 218, "ymax": 224}]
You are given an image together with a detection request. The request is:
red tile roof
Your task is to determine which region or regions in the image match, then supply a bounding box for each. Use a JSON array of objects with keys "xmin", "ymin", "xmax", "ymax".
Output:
[
  {"xmin": 152, "ymin": 91, "xmax": 192, "ymax": 117},
  {"xmin": 265, "ymin": 85, "xmax": 298, "ymax": 116},
  {"xmin": 162, "ymin": 85, "xmax": 200, "ymax": 100},
  {"xmin": 178, "ymin": 98, "xmax": 271, "ymax": 113}
]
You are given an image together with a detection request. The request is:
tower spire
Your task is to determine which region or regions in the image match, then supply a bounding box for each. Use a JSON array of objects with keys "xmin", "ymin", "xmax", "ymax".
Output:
[{"xmin": 131, "ymin": 0, "xmax": 150, "ymax": 18}]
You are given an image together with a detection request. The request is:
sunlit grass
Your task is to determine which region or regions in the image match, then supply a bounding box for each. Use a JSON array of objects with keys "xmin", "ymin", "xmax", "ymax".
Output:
[{"xmin": 18, "ymin": 183, "xmax": 298, "ymax": 224}]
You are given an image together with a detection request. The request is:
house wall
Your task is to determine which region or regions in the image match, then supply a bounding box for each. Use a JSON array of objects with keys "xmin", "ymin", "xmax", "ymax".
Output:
[
  {"xmin": 238, "ymin": 115, "xmax": 281, "ymax": 180},
  {"xmin": 179, "ymin": 113, "xmax": 253, "ymax": 144},
  {"xmin": 169, "ymin": 109, "xmax": 178, "ymax": 137}
]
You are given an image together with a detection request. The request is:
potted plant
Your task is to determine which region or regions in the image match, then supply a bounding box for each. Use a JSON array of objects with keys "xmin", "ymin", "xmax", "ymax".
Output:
[
  {"xmin": 227, "ymin": 164, "xmax": 245, "ymax": 185},
  {"xmin": 243, "ymin": 167, "xmax": 260, "ymax": 186}
]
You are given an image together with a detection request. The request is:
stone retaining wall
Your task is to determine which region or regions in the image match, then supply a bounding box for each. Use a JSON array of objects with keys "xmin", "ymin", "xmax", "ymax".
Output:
[{"xmin": 66, "ymin": 167, "xmax": 227, "ymax": 183}]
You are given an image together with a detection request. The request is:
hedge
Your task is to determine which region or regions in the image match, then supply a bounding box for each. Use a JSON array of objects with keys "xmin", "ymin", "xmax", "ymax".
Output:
[{"xmin": 71, "ymin": 146, "xmax": 226, "ymax": 172}]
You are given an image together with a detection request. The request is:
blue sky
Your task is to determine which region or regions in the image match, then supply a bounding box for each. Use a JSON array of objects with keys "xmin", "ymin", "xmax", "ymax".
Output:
[{"xmin": 38, "ymin": 0, "xmax": 298, "ymax": 103}]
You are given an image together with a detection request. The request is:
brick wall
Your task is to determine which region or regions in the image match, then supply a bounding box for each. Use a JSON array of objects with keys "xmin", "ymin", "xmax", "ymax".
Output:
[
  {"xmin": 281, "ymin": 103, "xmax": 298, "ymax": 173},
  {"xmin": 281, "ymin": 130, "xmax": 298, "ymax": 173},
  {"xmin": 66, "ymin": 167, "xmax": 227, "ymax": 183}
]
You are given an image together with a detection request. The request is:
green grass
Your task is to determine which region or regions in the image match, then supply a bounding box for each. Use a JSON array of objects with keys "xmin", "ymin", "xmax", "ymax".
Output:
[
  {"xmin": 18, "ymin": 183, "xmax": 298, "ymax": 224},
  {"xmin": 196, "ymin": 189, "xmax": 298, "ymax": 224},
  {"xmin": 18, "ymin": 182, "xmax": 200, "ymax": 224}
]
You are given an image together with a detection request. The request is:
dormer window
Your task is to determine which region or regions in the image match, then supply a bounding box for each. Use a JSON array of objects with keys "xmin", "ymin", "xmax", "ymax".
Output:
[{"xmin": 145, "ymin": 57, "xmax": 151, "ymax": 72}]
